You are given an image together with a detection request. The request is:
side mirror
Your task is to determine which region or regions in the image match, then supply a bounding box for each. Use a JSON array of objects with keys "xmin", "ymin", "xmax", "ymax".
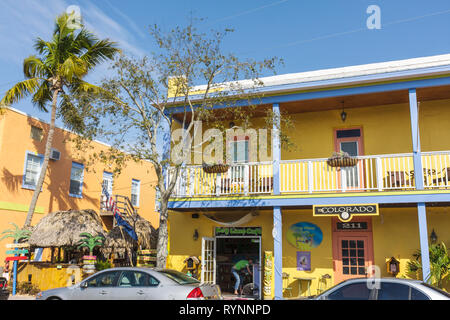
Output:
[{"xmin": 80, "ymin": 282, "xmax": 88, "ymax": 289}]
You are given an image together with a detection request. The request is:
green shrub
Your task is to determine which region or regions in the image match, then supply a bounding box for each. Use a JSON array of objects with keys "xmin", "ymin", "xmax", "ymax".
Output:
[
  {"xmin": 407, "ymin": 242, "xmax": 450, "ymax": 288},
  {"xmin": 95, "ymin": 260, "xmax": 112, "ymax": 271}
]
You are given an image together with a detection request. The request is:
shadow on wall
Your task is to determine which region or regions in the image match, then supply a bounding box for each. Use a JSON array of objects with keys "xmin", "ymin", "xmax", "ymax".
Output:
[
  {"xmin": 23, "ymin": 117, "xmax": 99, "ymax": 213},
  {"xmin": 1, "ymin": 168, "xmax": 22, "ymax": 193}
]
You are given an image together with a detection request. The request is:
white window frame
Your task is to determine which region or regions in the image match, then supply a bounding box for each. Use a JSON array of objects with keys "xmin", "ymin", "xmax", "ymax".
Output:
[
  {"xmin": 22, "ymin": 151, "xmax": 44, "ymax": 190},
  {"xmin": 69, "ymin": 162, "xmax": 84, "ymax": 198},
  {"xmin": 131, "ymin": 179, "xmax": 140, "ymax": 207},
  {"xmin": 102, "ymin": 171, "xmax": 113, "ymax": 196},
  {"xmin": 231, "ymin": 136, "xmax": 249, "ymax": 163}
]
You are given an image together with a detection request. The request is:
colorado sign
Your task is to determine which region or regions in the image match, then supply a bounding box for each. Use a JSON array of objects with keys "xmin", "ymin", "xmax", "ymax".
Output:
[{"xmin": 313, "ymin": 204, "xmax": 379, "ymax": 222}]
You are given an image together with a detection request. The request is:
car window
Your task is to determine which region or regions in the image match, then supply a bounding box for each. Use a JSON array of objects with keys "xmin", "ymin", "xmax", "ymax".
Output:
[
  {"xmin": 157, "ymin": 269, "xmax": 200, "ymax": 285},
  {"xmin": 118, "ymin": 271, "xmax": 159, "ymax": 287},
  {"xmin": 86, "ymin": 271, "xmax": 120, "ymax": 288},
  {"xmin": 421, "ymin": 283, "xmax": 450, "ymax": 298},
  {"xmin": 327, "ymin": 282, "xmax": 372, "ymax": 300},
  {"xmin": 410, "ymin": 287, "xmax": 429, "ymax": 300},
  {"xmin": 377, "ymin": 282, "xmax": 410, "ymax": 300},
  {"xmin": 118, "ymin": 271, "xmax": 137, "ymax": 287}
]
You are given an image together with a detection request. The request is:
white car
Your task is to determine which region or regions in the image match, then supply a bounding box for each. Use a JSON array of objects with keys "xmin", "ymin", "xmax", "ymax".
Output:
[
  {"xmin": 314, "ymin": 278, "xmax": 450, "ymax": 300},
  {"xmin": 35, "ymin": 267, "xmax": 222, "ymax": 300}
]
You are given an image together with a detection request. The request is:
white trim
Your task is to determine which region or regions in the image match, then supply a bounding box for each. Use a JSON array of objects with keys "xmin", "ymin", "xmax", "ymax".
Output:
[{"xmin": 189, "ymin": 53, "xmax": 450, "ymax": 97}]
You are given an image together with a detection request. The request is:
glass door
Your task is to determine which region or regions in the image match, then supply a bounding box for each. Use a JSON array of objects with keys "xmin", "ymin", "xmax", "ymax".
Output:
[
  {"xmin": 334, "ymin": 128, "xmax": 364, "ymax": 190},
  {"xmin": 332, "ymin": 217, "xmax": 374, "ymax": 285},
  {"xmin": 201, "ymin": 237, "xmax": 216, "ymax": 284}
]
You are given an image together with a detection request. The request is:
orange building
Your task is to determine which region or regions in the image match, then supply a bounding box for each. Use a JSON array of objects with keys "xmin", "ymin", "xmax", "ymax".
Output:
[{"xmin": 0, "ymin": 107, "xmax": 159, "ymax": 262}]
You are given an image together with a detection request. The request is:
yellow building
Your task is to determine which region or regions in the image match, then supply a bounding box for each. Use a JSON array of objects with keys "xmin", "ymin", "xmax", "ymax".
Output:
[
  {"xmin": 0, "ymin": 107, "xmax": 159, "ymax": 263},
  {"xmin": 166, "ymin": 54, "xmax": 450, "ymax": 299}
]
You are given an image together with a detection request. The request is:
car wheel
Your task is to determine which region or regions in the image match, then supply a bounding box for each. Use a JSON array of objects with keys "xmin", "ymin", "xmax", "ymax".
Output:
[{"xmin": 47, "ymin": 297, "xmax": 62, "ymax": 300}]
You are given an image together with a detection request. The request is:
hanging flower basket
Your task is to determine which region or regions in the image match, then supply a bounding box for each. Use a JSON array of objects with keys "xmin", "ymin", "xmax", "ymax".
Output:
[
  {"xmin": 202, "ymin": 163, "xmax": 230, "ymax": 174},
  {"xmin": 327, "ymin": 152, "xmax": 358, "ymax": 167}
]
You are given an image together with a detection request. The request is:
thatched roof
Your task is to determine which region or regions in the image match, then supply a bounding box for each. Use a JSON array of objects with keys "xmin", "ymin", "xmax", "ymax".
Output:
[
  {"xmin": 101, "ymin": 214, "xmax": 158, "ymax": 256},
  {"xmin": 29, "ymin": 209, "xmax": 105, "ymax": 248}
]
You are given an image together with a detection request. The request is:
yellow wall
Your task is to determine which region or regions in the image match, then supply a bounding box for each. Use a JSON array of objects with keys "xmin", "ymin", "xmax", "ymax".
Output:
[
  {"xmin": 16, "ymin": 262, "xmax": 83, "ymax": 292},
  {"xmin": 167, "ymin": 209, "xmax": 274, "ymax": 271},
  {"xmin": 188, "ymin": 98, "xmax": 450, "ymax": 162},
  {"xmin": 0, "ymin": 109, "xmax": 159, "ymax": 262}
]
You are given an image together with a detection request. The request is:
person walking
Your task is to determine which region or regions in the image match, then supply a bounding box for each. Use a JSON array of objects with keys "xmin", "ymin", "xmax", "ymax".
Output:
[{"xmin": 231, "ymin": 258, "xmax": 253, "ymax": 295}]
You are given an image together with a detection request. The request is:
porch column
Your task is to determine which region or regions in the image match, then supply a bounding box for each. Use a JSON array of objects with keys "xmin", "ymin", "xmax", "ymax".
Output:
[
  {"xmin": 272, "ymin": 103, "xmax": 281, "ymax": 195},
  {"xmin": 409, "ymin": 90, "xmax": 431, "ymax": 282},
  {"xmin": 417, "ymin": 203, "xmax": 431, "ymax": 282},
  {"xmin": 272, "ymin": 104, "xmax": 283, "ymax": 299},
  {"xmin": 273, "ymin": 206, "xmax": 283, "ymax": 299},
  {"xmin": 408, "ymin": 88, "xmax": 424, "ymax": 190}
]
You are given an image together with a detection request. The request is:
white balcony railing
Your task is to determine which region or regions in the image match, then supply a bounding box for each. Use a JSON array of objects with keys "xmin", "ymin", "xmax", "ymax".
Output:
[
  {"xmin": 168, "ymin": 162, "xmax": 273, "ymax": 197},
  {"xmin": 168, "ymin": 151, "xmax": 450, "ymax": 197}
]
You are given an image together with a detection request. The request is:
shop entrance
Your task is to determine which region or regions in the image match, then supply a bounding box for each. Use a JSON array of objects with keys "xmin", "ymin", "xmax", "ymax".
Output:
[
  {"xmin": 215, "ymin": 236, "xmax": 261, "ymax": 298},
  {"xmin": 332, "ymin": 217, "xmax": 374, "ymax": 284}
]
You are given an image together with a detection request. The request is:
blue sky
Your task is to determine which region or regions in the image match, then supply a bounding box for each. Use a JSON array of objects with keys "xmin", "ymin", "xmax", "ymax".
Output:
[{"xmin": 1, "ymin": 0, "xmax": 450, "ymax": 122}]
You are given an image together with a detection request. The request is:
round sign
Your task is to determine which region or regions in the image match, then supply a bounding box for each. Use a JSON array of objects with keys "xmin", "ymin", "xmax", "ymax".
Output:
[{"xmin": 286, "ymin": 222, "xmax": 323, "ymax": 250}]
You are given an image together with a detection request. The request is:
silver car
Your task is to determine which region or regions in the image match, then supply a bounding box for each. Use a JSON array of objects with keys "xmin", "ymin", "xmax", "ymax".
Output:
[
  {"xmin": 35, "ymin": 267, "xmax": 222, "ymax": 300},
  {"xmin": 313, "ymin": 278, "xmax": 450, "ymax": 300}
]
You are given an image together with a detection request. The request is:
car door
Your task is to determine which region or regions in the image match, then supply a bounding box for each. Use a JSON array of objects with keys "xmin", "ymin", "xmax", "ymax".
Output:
[
  {"xmin": 325, "ymin": 281, "xmax": 375, "ymax": 300},
  {"xmin": 109, "ymin": 270, "xmax": 161, "ymax": 300},
  {"xmin": 72, "ymin": 270, "xmax": 121, "ymax": 300}
]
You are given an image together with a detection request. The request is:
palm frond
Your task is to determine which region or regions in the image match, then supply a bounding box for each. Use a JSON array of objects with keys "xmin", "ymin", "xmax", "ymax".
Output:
[
  {"xmin": 59, "ymin": 55, "xmax": 88, "ymax": 82},
  {"xmin": 79, "ymin": 39, "xmax": 120, "ymax": 69},
  {"xmin": 23, "ymin": 55, "xmax": 49, "ymax": 79},
  {"xmin": 31, "ymin": 82, "xmax": 51, "ymax": 112},
  {"xmin": 0, "ymin": 223, "xmax": 31, "ymax": 242},
  {"xmin": 70, "ymin": 80, "xmax": 104, "ymax": 95},
  {"xmin": 1, "ymin": 78, "xmax": 41, "ymax": 105}
]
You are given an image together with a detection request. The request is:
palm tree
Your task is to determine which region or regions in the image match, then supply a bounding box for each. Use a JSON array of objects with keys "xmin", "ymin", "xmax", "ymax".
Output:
[
  {"xmin": 0, "ymin": 223, "xmax": 32, "ymax": 243},
  {"xmin": 0, "ymin": 13, "xmax": 120, "ymax": 227},
  {"xmin": 77, "ymin": 232, "xmax": 105, "ymax": 256}
]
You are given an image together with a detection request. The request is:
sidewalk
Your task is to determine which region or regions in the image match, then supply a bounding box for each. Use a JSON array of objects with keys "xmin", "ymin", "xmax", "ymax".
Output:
[{"xmin": 8, "ymin": 294, "xmax": 35, "ymax": 300}]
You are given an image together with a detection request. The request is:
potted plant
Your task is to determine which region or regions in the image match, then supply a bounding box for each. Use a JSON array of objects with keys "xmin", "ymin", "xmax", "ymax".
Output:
[
  {"xmin": 77, "ymin": 233, "xmax": 105, "ymax": 274},
  {"xmin": 327, "ymin": 151, "xmax": 358, "ymax": 167},
  {"xmin": 202, "ymin": 161, "xmax": 230, "ymax": 174}
]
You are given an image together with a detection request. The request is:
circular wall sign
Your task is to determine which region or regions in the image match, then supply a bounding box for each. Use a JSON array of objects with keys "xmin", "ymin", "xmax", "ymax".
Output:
[{"xmin": 286, "ymin": 222, "xmax": 323, "ymax": 250}]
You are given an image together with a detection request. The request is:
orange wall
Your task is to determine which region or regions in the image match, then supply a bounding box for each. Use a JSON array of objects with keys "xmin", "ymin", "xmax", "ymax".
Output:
[{"xmin": 0, "ymin": 108, "xmax": 159, "ymax": 262}]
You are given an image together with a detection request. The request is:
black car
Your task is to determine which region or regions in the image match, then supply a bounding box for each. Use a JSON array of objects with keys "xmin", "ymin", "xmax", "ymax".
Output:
[{"xmin": 0, "ymin": 277, "xmax": 9, "ymax": 300}]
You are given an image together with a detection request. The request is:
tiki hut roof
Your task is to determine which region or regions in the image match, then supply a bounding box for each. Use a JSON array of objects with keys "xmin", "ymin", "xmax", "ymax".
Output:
[
  {"xmin": 29, "ymin": 209, "xmax": 105, "ymax": 248},
  {"xmin": 101, "ymin": 214, "xmax": 158, "ymax": 256}
]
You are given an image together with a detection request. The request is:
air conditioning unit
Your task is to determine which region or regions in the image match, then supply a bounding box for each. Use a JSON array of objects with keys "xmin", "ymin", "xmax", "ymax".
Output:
[{"xmin": 50, "ymin": 148, "xmax": 61, "ymax": 161}]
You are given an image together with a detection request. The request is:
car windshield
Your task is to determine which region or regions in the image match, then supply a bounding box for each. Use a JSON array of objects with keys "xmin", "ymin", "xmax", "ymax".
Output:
[
  {"xmin": 158, "ymin": 269, "xmax": 200, "ymax": 285},
  {"xmin": 421, "ymin": 283, "xmax": 450, "ymax": 298}
]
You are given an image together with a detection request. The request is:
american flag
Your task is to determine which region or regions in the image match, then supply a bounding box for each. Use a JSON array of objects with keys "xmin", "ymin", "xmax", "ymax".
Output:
[{"xmin": 102, "ymin": 185, "xmax": 138, "ymax": 241}]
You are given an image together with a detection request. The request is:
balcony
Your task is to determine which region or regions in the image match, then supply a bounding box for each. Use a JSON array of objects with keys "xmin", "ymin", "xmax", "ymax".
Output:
[{"xmin": 168, "ymin": 151, "xmax": 450, "ymax": 198}]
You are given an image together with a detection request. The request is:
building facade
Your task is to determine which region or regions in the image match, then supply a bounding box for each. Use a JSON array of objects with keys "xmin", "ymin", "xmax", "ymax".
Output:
[
  {"xmin": 166, "ymin": 54, "xmax": 450, "ymax": 299},
  {"xmin": 0, "ymin": 107, "xmax": 159, "ymax": 262}
]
